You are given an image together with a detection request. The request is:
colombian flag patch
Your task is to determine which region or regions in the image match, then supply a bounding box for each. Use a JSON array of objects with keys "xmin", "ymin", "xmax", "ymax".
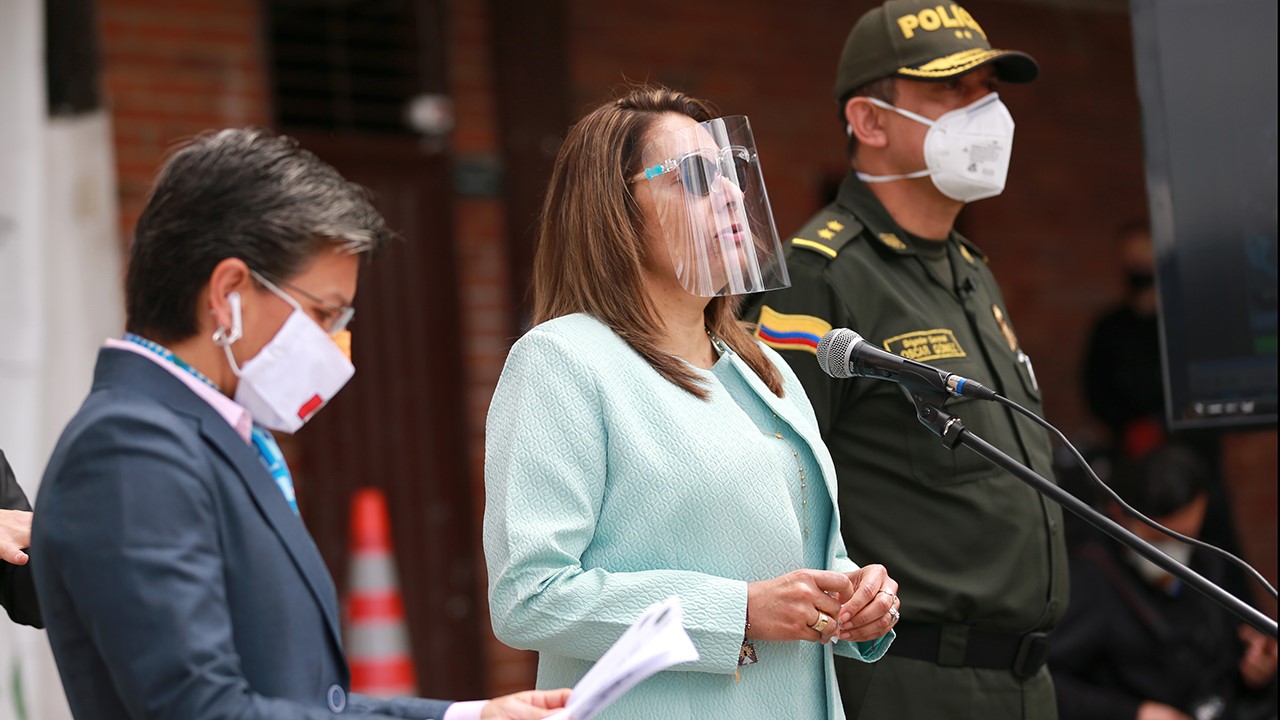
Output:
[{"xmin": 754, "ymin": 306, "xmax": 833, "ymax": 355}]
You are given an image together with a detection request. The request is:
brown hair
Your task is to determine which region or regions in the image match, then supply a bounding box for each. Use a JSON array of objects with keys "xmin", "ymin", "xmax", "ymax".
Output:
[{"xmin": 532, "ymin": 85, "xmax": 784, "ymax": 400}]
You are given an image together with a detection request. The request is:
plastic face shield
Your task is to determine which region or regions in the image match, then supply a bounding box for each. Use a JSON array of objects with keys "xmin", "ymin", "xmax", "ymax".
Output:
[{"xmin": 637, "ymin": 116, "xmax": 790, "ymax": 297}]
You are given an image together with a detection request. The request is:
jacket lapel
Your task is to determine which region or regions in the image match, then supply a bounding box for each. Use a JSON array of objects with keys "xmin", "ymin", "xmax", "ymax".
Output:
[
  {"xmin": 723, "ymin": 352, "xmax": 841, "ymax": 510},
  {"xmin": 94, "ymin": 349, "xmax": 346, "ymax": 656},
  {"xmin": 198, "ymin": 415, "xmax": 345, "ymax": 650}
]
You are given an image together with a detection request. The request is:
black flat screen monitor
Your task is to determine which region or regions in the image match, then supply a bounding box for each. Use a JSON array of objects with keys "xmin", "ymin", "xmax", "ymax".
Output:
[{"xmin": 1130, "ymin": 0, "xmax": 1278, "ymax": 430}]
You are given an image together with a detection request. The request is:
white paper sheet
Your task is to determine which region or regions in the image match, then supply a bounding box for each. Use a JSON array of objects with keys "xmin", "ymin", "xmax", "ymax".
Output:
[{"xmin": 547, "ymin": 595, "xmax": 700, "ymax": 720}]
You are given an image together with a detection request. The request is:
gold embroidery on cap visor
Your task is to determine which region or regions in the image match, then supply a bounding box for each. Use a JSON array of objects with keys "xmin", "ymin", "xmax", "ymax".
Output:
[{"xmin": 898, "ymin": 48, "xmax": 1013, "ymax": 79}]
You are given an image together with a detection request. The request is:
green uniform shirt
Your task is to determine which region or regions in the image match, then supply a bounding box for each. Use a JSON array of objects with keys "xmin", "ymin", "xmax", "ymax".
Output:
[{"xmin": 743, "ymin": 173, "xmax": 1069, "ymax": 635}]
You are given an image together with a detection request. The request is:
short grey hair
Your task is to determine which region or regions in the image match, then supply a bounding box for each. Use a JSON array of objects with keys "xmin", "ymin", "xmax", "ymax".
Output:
[{"xmin": 126, "ymin": 128, "xmax": 394, "ymax": 343}]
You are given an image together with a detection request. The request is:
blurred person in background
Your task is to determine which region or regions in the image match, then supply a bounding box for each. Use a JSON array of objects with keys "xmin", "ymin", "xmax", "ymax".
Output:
[
  {"xmin": 1, "ymin": 449, "xmax": 42, "ymax": 627},
  {"xmin": 484, "ymin": 85, "xmax": 899, "ymax": 720},
  {"xmin": 1081, "ymin": 221, "xmax": 1247, "ymax": 595},
  {"xmin": 1049, "ymin": 443, "xmax": 1278, "ymax": 720},
  {"xmin": 1082, "ymin": 220, "xmax": 1165, "ymax": 460},
  {"xmin": 31, "ymin": 128, "xmax": 568, "ymax": 720},
  {"xmin": 741, "ymin": 1, "xmax": 1066, "ymax": 717}
]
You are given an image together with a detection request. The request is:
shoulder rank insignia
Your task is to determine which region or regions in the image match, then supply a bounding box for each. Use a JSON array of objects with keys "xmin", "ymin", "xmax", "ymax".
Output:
[
  {"xmin": 791, "ymin": 213, "xmax": 861, "ymax": 260},
  {"xmin": 753, "ymin": 306, "xmax": 832, "ymax": 355}
]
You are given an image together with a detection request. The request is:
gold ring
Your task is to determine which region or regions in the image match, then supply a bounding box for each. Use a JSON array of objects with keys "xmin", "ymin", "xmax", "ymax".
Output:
[{"xmin": 809, "ymin": 612, "xmax": 831, "ymax": 633}]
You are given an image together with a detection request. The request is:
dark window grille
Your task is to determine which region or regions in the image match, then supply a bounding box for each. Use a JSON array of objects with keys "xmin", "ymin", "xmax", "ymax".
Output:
[
  {"xmin": 266, "ymin": 0, "xmax": 443, "ymax": 135},
  {"xmin": 47, "ymin": 0, "xmax": 103, "ymax": 116}
]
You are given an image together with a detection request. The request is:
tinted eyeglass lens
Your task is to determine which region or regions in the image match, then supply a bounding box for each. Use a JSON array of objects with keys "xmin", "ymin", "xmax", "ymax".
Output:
[
  {"xmin": 678, "ymin": 155, "xmax": 717, "ymax": 196},
  {"xmin": 676, "ymin": 152, "xmax": 752, "ymax": 197},
  {"xmin": 732, "ymin": 156, "xmax": 751, "ymax": 189},
  {"xmin": 332, "ymin": 306, "xmax": 355, "ymax": 334}
]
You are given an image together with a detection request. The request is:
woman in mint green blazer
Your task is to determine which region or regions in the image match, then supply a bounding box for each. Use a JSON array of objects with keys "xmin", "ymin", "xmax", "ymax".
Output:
[{"xmin": 484, "ymin": 86, "xmax": 899, "ymax": 720}]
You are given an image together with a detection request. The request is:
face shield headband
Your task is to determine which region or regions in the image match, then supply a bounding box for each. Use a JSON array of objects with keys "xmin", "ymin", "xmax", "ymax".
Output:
[{"xmin": 635, "ymin": 115, "xmax": 790, "ymax": 298}]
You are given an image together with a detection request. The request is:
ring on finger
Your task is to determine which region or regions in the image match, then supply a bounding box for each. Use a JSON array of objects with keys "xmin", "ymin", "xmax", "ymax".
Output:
[
  {"xmin": 809, "ymin": 612, "xmax": 832, "ymax": 633},
  {"xmin": 887, "ymin": 606, "xmax": 900, "ymax": 623},
  {"xmin": 877, "ymin": 589, "xmax": 896, "ymax": 602}
]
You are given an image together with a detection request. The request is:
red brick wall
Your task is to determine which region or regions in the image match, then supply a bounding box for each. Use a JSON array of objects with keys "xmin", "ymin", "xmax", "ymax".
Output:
[
  {"xmin": 96, "ymin": 0, "xmax": 1275, "ymax": 695},
  {"xmin": 565, "ymin": 0, "xmax": 1144, "ymax": 439},
  {"xmin": 445, "ymin": 0, "xmax": 533, "ymax": 697},
  {"xmin": 561, "ymin": 0, "xmax": 1277, "ymax": 636},
  {"xmin": 462, "ymin": 0, "xmax": 1276, "ymax": 691},
  {"xmin": 100, "ymin": 0, "xmax": 270, "ymax": 247}
]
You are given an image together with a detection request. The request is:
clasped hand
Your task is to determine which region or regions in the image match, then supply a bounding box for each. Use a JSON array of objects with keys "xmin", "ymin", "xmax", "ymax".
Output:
[{"xmin": 746, "ymin": 565, "xmax": 899, "ymax": 645}]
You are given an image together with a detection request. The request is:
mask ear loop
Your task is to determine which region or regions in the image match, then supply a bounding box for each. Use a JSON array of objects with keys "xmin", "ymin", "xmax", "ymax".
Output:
[
  {"xmin": 213, "ymin": 291, "xmax": 245, "ymax": 376},
  {"xmin": 854, "ymin": 98, "xmax": 937, "ymax": 184}
]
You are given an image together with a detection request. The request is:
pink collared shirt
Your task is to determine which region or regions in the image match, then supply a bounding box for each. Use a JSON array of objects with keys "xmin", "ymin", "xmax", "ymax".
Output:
[
  {"xmin": 105, "ymin": 338, "xmax": 253, "ymax": 443},
  {"xmin": 104, "ymin": 340, "xmax": 485, "ymax": 720}
]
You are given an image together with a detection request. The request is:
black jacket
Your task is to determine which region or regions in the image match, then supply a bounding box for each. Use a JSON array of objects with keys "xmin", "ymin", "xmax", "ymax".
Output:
[
  {"xmin": 1, "ymin": 449, "xmax": 42, "ymax": 627},
  {"xmin": 1050, "ymin": 539, "xmax": 1276, "ymax": 720}
]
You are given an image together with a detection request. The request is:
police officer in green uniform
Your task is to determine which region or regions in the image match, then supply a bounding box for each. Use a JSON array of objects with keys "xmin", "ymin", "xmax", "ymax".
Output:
[{"xmin": 741, "ymin": 1, "xmax": 1069, "ymax": 717}]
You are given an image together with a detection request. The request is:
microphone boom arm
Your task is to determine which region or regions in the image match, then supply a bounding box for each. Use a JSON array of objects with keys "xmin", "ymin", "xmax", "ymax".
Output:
[{"xmin": 907, "ymin": 393, "xmax": 1278, "ymax": 639}]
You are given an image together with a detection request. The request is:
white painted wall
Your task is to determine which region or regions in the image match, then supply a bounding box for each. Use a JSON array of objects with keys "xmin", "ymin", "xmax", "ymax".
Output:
[{"xmin": 0, "ymin": 2, "xmax": 123, "ymax": 718}]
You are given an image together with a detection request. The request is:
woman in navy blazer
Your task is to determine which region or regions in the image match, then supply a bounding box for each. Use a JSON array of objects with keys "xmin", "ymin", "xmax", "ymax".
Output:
[{"xmin": 32, "ymin": 129, "xmax": 568, "ymax": 720}]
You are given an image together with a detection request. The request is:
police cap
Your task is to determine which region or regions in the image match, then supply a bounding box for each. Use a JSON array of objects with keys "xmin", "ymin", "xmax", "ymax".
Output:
[{"xmin": 834, "ymin": 0, "xmax": 1039, "ymax": 106}]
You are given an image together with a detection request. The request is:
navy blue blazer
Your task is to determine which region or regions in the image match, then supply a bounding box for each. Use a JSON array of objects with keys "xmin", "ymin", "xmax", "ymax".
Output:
[{"xmin": 33, "ymin": 348, "xmax": 453, "ymax": 719}]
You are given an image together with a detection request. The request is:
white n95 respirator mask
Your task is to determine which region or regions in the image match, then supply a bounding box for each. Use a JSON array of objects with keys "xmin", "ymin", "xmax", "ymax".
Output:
[
  {"xmin": 857, "ymin": 93, "xmax": 1015, "ymax": 203},
  {"xmin": 216, "ymin": 285, "xmax": 355, "ymax": 434}
]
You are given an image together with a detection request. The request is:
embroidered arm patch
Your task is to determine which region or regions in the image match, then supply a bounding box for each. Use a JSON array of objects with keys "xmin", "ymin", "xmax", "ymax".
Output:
[{"xmin": 754, "ymin": 306, "xmax": 833, "ymax": 355}]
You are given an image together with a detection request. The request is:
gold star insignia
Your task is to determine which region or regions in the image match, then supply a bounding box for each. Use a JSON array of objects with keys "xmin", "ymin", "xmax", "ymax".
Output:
[
  {"xmin": 826, "ymin": 220, "xmax": 844, "ymax": 232},
  {"xmin": 817, "ymin": 228, "xmax": 835, "ymax": 240}
]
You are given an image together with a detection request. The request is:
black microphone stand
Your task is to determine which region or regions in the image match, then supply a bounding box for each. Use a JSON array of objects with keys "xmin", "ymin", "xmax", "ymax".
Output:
[{"xmin": 904, "ymin": 386, "xmax": 1279, "ymax": 639}]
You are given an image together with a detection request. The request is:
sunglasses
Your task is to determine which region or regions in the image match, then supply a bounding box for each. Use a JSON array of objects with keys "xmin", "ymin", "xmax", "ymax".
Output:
[{"xmin": 636, "ymin": 145, "xmax": 755, "ymax": 197}]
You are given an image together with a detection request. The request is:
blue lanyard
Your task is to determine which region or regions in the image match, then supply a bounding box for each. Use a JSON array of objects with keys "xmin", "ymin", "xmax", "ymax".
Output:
[{"xmin": 123, "ymin": 334, "xmax": 299, "ymax": 515}]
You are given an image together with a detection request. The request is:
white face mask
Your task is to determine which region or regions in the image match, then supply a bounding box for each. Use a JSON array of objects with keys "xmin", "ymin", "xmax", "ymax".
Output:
[
  {"xmin": 1127, "ymin": 539, "xmax": 1194, "ymax": 589},
  {"xmin": 216, "ymin": 283, "xmax": 355, "ymax": 434},
  {"xmin": 856, "ymin": 93, "xmax": 1015, "ymax": 203}
]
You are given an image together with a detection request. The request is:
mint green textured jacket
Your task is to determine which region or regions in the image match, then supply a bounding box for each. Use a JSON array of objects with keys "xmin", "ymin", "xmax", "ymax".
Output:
[{"xmin": 484, "ymin": 314, "xmax": 892, "ymax": 719}]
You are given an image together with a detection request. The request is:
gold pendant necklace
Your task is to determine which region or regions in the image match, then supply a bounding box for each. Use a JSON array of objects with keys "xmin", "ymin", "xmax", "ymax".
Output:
[
  {"xmin": 706, "ymin": 328, "xmax": 809, "ymax": 540},
  {"xmin": 771, "ymin": 411, "xmax": 809, "ymax": 540}
]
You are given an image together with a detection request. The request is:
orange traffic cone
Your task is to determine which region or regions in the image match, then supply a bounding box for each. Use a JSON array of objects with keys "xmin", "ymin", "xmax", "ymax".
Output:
[{"xmin": 345, "ymin": 488, "xmax": 417, "ymax": 698}]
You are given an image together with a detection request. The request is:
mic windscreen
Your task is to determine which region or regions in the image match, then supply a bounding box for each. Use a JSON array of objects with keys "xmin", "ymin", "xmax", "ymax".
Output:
[{"xmin": 816, "ymin": 328, "xmax": 858, "ymax": 379}]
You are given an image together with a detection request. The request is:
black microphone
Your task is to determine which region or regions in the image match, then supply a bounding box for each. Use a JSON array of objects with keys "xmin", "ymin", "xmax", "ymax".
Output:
[{"xmin": 815, "ymin": 328, "xmax": 997, "ymax": 400}]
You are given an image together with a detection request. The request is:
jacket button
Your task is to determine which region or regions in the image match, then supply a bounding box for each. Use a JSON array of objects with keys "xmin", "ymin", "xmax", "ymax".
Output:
[{"xmin": 327, "ymin": 684, "xmax": 347, "ymax": 713}]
